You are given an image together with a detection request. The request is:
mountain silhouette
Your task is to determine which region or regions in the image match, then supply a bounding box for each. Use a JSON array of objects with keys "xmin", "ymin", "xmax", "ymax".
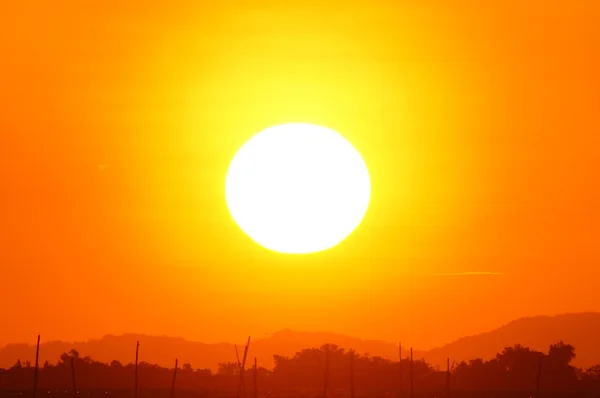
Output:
[
  {"xmin": 0, "ymin": 330, "xmax": 422, "ymax": 371},
  {"xmin": 1, "ymin": 313, "xmax": 599, "ymax": 371},
  {"xmin": 422, "ymin": 312, "xmax": 600, "ymax": 369}
]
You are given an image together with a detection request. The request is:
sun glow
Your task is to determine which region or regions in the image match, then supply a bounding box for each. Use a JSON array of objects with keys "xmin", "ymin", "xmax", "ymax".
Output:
[{"xmin": 225, "ymin": 124, "xmax": 371, "ymax": 254}]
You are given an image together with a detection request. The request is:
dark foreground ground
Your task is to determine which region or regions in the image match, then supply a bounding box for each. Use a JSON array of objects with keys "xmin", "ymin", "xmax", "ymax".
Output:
[{"xmin": 1, "ymin": 390, "xmax": 600, "ymax": 398}]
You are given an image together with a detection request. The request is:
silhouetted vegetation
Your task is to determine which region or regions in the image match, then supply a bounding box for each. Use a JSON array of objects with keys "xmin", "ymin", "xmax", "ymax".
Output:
[{"xmin": 1, "ymin": 342, "xmax": 600, "ymax": 397}]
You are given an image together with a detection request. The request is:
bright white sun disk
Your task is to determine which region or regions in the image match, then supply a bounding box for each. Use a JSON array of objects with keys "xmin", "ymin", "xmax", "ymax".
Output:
[{"xmin": 225, "ymin": 123, "xmax": 371, "ymax": 254}]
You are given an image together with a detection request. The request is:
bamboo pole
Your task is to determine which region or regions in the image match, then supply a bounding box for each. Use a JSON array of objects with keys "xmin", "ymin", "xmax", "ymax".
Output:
[
  {"xmin": 241, "ymin": 338, "xmax": 251, "ymax": 369},
  {"xmin": 170, "ymin": 359, "xmax": 178, "ymax": 398},
  {"xmin": 235, "ymin": 345, "xmax": 242, "ymax": 368},
  {"xmin": 312, "ymin": 348, "xmax": 336, "ymax": 398},
  {"xmin": 241, "ymin": 337, "xmax": 250, "ymax": 398},
  {"xmin": 323, "ymin": 345, "xmax": 330, "ymax": 398},
  {"xmin": 409, "ymin": 348, "xmax": 413, "ymax": 398},
  {"xmin": 398, "ymin": 343, "xmax": 402, "ymax": 398},
  {"xmin": 536, "ymin": 360, "xmax": 542, "ymax": 398},
  {"xmin": 71, "ymin": 356, "xmax": 77, "ymax": 397},
  {"xmin": 237, "ymin": 337, "xmax": 251, "ymax": 398},
  {"xmin": 349, "ymin": 350, "xmax": 355, "ymax": 398},
  {"xmin": 135, "ymin": 341, "xmax": 139, "ymax": 398},
  {"xmin": 32, "ymin": 335, "xmax": 40, "ymax": 398},
  {"xmin": 253, "ymin": 358, "xmax": 258, "ymax": 398},
  {"xmin": 446, "ymin": 358, "xmax": 450, "ymax": 398},
  {"xmin": 235, "ymin": 345, "xmax": 242, "ymax": 398}
]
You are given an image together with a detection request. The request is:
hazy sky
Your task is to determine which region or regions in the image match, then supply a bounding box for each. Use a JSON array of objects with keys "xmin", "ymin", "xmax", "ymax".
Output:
[{"xmin": 1, "ymin": 1, "xmax": 599, "ymax": 349}]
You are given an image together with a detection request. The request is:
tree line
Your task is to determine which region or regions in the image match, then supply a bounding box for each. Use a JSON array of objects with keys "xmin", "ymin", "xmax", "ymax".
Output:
[{"xmin": 2, "ymin": 341, "xmax": 600, "ymax": 396}]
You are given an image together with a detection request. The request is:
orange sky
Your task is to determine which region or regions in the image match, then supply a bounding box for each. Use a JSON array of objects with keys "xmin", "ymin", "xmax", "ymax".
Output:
[{"xmin": 1, "ymin": 1, "xmax": 599, "ymax": 350}]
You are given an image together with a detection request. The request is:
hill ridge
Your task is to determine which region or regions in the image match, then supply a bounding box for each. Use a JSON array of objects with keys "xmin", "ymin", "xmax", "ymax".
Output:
[{"xmin": 2, "ymin": 312, "xmax": 600, "ymax": 370}]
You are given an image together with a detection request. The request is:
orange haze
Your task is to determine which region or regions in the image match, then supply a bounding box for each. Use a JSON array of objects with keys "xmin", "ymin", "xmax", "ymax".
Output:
[{"xmin": 1, "ymin": 1, "xmax": 599, "ymax": 350}]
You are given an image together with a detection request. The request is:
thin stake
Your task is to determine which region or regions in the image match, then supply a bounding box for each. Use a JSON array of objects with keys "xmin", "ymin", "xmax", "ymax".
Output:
[
  {"xmin": 409, "ymin": 348, "xmax": 413, "ymax": 398},
  {"xmin": 241, "ymin": 337, "xmax": 251, "ymax": 369},
  {"xmin": 71, "ymin": 356, "xmax": 77, "ymax": 397},
  {"xmin": 253, "ymin": 358, "xmax": 258, "ymax": 398},
  {"xmin": 323, "ymin": 345, "xmax": 330, "ymax": 398},
  {"xmin": 135, "ymin": 341, "xmax": 139, "ymax": 398},
  {"xmin": 170, "ymin": 359, "xmax": 178, "ymax": 398},
  {"xmin": 32, "ymin": 335, "xmax": 40, "ymax": 398},
  {"xmin": 235, "ymin": 345, "xmax": 242, "ymax": 369},
  {"xmin": 311, "ymin": 349, "xmax": 336, "ymax": 398},
  {"xmin": 349, "ymin": 350, "xmax": 355, "ymax": 398},
  {"xmin": 398, "ymin": 343, "xmax": 402, "ymax": 398},
  {"xmin": 235, "ymin": 345, "xmax": 242, "ymax": 398},
  {"xmin": 237, "ymin": 337, "xmax": 251, "ymax": 398},
  {"xmin": 241, "ymin": 337, "xmax": 251, "ymax": 398},
  {"xmin": 536, "ymin": 360, "xmax": 542, "ymax": 398},
  {"xmin": 446, "ymin": 358, "xmax": 450, "ymax": 398}
]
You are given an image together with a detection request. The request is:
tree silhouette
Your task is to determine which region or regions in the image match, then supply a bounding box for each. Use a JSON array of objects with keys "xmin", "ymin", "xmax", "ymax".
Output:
[
  {"xmin": 0, "ymin": 342, "xmax": 599, "ymax": 395},
  {"xmin": 547, "ymin": 340, "xmax": 576, "ymax": 365}
]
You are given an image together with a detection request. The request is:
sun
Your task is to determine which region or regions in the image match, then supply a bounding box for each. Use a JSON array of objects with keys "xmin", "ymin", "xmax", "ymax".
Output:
[{"xmin": 225, "ymin": 123, "xmax": 371, "ymax": 254}]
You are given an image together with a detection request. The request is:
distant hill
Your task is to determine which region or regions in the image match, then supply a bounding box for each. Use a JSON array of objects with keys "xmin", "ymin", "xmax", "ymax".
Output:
[
  {"xmin": 422, "ymin": 313, "xmax": 600, "ymax": 369},
  {"xmin": 0, "ymin": 330, "xmax": 421, "ymax": 371},
  {"xmin": 2, "ymin": 313, "xmax": 599, "ymax": 371}
]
